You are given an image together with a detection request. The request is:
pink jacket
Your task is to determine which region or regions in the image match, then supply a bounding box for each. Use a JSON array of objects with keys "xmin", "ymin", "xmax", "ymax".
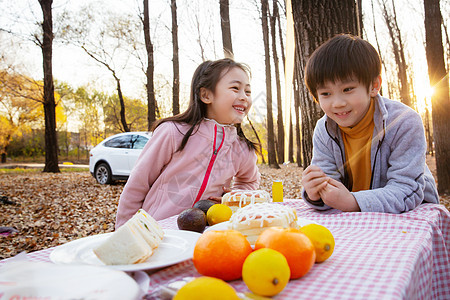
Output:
[{"xmin": 115, "ymin": 119, "xmax": 260, "ymax": 228}]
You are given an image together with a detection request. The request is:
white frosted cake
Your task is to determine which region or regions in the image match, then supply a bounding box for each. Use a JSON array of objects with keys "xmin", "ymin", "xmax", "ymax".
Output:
[
  {"xmin": 93, "ymin": 209, "xmax": 164, "ymax": 265},
  {"xmin": 228, "ymin": 203, "xmax": 299, "ymax": 244},
  {"xmin": 221, "ymin": 190, "xmax": 272, "ymax": 212}
]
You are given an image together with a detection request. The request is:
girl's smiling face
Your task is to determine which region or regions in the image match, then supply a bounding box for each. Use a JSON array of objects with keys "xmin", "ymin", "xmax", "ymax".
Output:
[
  {"xmin": 316, "ymin": 76, "xmax": 381, "ymax": 128},
  {"xmin": 200, "ymin": 67, "xmax": 252, "ymax": 125}
]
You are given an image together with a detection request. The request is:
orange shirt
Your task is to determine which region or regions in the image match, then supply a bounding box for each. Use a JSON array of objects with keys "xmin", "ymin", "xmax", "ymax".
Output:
[{"xmin": 339, "ymin": 99, "xmax": 375, "ymax": 192}]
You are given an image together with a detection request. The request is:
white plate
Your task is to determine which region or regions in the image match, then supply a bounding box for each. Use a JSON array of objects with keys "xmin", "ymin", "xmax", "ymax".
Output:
[
  {"xmin": 0, "ymin": 260, "xmax": 140, "ymax": 300},
  {"xmin": 50, "ymin": 229, "xmax": 201, "ymax": 272},
  {"xmin": 205, "ymin": 217, "xmax": 318, "ymax": 232}
]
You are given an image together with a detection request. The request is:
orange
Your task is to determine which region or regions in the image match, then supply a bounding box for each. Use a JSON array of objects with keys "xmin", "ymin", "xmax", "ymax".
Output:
[
  {"xmin": 255, "ymin": 227, "xmax": 316, "ymax": 279},
  {"xmin": 193, "ymin": 230, "xmax": 252, "ymax": 281}
]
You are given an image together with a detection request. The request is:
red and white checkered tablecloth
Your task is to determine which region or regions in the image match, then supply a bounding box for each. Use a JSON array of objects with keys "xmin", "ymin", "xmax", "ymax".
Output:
[
  {"xmin": 2, "ymin": 201, "xmax": 449, "ymax": 299},
  {"xmin": 155, "ymin": 201, "xmax": 450, "ymax": 300}
]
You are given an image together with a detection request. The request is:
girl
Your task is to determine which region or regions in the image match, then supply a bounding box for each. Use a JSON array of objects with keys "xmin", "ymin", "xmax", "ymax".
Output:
[{"xmin": 115, "ymin": 58, "xmax": 261, "ymax": 228}]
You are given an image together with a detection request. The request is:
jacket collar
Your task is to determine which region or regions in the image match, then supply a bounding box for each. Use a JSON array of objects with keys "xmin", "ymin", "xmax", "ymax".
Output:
[
  {"xmin": 372, "ymin": 94, "xmax": 387, "ymax": 144},
  {"xmin": 203, "ymin": 118, "xmax": 235, "ymax": 128},
  {"xmin": 198, "ymin": 118, "xmax": 238, "ymax": 141}
]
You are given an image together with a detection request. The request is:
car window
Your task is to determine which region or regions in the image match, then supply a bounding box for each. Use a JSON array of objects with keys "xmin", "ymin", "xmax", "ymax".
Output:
[
  {"xmin": 131, "ymin": 135, "xmax": 149, "ymax": 149},
  {"xmin": 104, "ymin": 135, "xmax": 132, "ymax": 149}
]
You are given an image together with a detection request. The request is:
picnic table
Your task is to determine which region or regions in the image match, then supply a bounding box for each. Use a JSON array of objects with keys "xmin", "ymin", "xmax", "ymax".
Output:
[{"xmin": 1, "ymin": 200, "xmax": 449, "ymax": 299}]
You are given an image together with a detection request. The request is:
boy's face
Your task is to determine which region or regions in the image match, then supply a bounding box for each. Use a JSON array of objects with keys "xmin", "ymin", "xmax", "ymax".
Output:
[{"xmin": 316, "ymin": 77, "xmax": 380, "ymax": 128}]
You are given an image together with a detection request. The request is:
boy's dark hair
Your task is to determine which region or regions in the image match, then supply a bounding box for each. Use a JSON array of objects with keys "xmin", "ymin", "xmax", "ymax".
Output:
[
  {"xmin": 305, "ymin": 34, "xmax": 381, "ymax": 101},
  {"xmin": 152, "ymin": 58, "xmax": 259, "ymax": 153}
]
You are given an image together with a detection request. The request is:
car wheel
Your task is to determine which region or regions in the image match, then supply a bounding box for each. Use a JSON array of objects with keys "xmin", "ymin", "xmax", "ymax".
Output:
[{"xmin": 95, "ymin": 163, "xmax": 112, "ymax": 184}]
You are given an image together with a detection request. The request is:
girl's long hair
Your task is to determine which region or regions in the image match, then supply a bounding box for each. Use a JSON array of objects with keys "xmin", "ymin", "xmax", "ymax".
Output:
[{"xmin": 151, "ymin": 58, "xmax": 259, "ymax": 153}]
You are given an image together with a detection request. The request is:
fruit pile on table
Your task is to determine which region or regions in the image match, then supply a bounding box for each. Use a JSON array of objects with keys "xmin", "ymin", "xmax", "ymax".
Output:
[
  {"xmin": 175, "ymin": 201, "xmax": 335, "ymax": 299},
  {"xmin": 177, "ymin": 200, "xmax": 232, "ymax": 233}
]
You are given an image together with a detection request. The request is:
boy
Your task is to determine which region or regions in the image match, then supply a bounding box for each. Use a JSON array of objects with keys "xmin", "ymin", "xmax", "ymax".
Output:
[{"xmin": 301, "ymin": 34, "xmax": 439, "ymax": 213}]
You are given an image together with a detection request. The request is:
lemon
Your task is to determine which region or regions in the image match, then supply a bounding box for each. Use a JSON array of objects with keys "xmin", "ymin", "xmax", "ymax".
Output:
[
  {"xmin": 242, "ymin": 248, "xmax": 290, "ymax": 297},
  {"xmin": 300, "ymin": 224, "xmax": 335, "ymax": 263},
  {"xmin": 206, "ymin": 204, "xmax": 232, "ymax": 226},
  {"xmin": 174, "ymin": 276, "xmax": 239, "ymax": 300}
]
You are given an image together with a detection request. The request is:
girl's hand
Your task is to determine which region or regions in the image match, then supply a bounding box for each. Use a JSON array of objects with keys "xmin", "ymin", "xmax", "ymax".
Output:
[
  {"xmin": 301, "ymin": 165, "xmax": 329, "ymax": 201},
  {"xmin": 206, "ymin": 197, "xmax": 222, "ymax": 204},
  {"xmin": 319, "ymin": 178, "xmax": 360, "ymax": 212},
  {"xmin": 206, "ymin": 186, "xmax": 231, "ymax": 203}
]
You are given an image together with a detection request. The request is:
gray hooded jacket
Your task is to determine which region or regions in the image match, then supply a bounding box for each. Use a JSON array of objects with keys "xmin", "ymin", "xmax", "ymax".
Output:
[{"xmin": 302, "ymin": 94, "xmax": 439, "ymax": 213}]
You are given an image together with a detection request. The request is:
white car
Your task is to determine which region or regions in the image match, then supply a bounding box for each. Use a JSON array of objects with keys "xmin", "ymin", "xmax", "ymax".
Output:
[{"xmin": 89, "ymin": 132, "xmax": 152, "ymax": 184}]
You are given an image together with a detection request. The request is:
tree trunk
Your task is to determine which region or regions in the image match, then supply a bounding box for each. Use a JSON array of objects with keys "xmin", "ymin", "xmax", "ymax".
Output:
[
  {"xmin": 194, "ymin": 14, "xmax": 207, "ymax": 62},
  {"xmin": 379, "ymin": 0, "xmax": 411, "ymax": 107},
  {"xmin": 424, "ymin": 0, "xmax": 450, "ymax": 194},
  {"xmin": 424, "ymin": 107, "xmax": 433, "ymax": 155},
  {"xmin": 80, "ymin": 45, "xmax": 130, "ymax": 133},
  {"xmin": 371, "ymin": 0, "xmax": 387, "ymax": 96},
  {"xmin": 294, "ymin": 75, "xmax": 302, "ymax": 167},
  {"xmin": 1, "ymin": 139, "xmax": 9, "ymax": 163},
  {"xmin": 38, "ymin": 0, "xmax": 59, "ymax": 173},
  {"xmin": 294, "ymin": 47, "xmax": 317, "ymax": 169},
  {"xmin": 291, "ymin": 0, "xmax": 360, "ymax": 167},
  {"xmin": 143, "ymin": 0, "xmax": 156, "ymax": 129},
  {"xmin": 219, "ymin": 0, "xmax": 233, "ymax": 57},
  {"xmin": 275, "ymin": 1, "xmax": 292, "ymax": 162},
  {"xmin": 276, "ymin": 1, "xmax": 286, "ymax": 74},
  {"xmin": 115, "ymin": 77, "xmax": 129, "ymax": 132},
  {"xmin": 293, "ymin": 52, "xmax": 302, "ymax": 167},
  {"xmin": 171, "ymin": 0, "xmax": 180, "ymax": 116},
  {"xmin": 270, "ymin": 0, "xmax": 284, "ymax": 164},
  {"xmin": 289, "ymin": 117, "xmax": 294, "ymax": 163},
  {"xmin": 246, "ymin": 116, "xmax": 266, "ymax": 164},
  {"xmin": 443, "ymin": 21, "xmax": 449, "ymax": 71},
  {"xmin": 261, "ymin": 0, "xmax": 278, "ymax": 168},
  {"xmin": 356, "ymin": 0, "xmax": 363, "ymax": 37},
  {"xmin": 390, "ymin": 0, "xmax": 410, "ymax": 107}
]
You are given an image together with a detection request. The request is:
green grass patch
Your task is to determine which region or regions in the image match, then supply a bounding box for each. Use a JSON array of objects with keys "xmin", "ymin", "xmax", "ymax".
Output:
[
  {"xmin": 0, "ymin": 168, "xmax": 41, "ymax": 174},
  {"xmin": 61, "ymin": 168, "xmax": 89, "ymax": 173},
  {"xmin": 0, "ymin": 167, "xmax": 89, "ymax": 174}
]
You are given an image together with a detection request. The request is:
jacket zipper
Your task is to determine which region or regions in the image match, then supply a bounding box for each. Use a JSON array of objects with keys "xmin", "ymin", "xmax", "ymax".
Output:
[
  {"xmin": 325, "ymin": 120, "xmax": 386, "ymax": 191},
  {"xmin": 369, "ymin": 120, "xmax": 386, "ymax": 189},
  {"xmin": 325, "ymin": 121, "xmax": 351, "ymax": 190},
  {"xmin": 193, "ymin": 125, "xmax": 225, "ymax": 205}
]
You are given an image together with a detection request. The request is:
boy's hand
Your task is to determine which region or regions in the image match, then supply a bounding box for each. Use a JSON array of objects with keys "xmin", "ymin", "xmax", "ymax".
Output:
[
  {"xmin": 301, "ymin": 165, "xmax": 329, "ymax": 201},
  {"xmin": 319, "ymin": 178, "xmax": 360, "ymax": 212}
]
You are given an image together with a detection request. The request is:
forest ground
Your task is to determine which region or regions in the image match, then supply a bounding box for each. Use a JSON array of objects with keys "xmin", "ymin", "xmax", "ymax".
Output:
[{"xmin": 0, "ymin": 155, "xmax": 448, "ymax": 260}]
